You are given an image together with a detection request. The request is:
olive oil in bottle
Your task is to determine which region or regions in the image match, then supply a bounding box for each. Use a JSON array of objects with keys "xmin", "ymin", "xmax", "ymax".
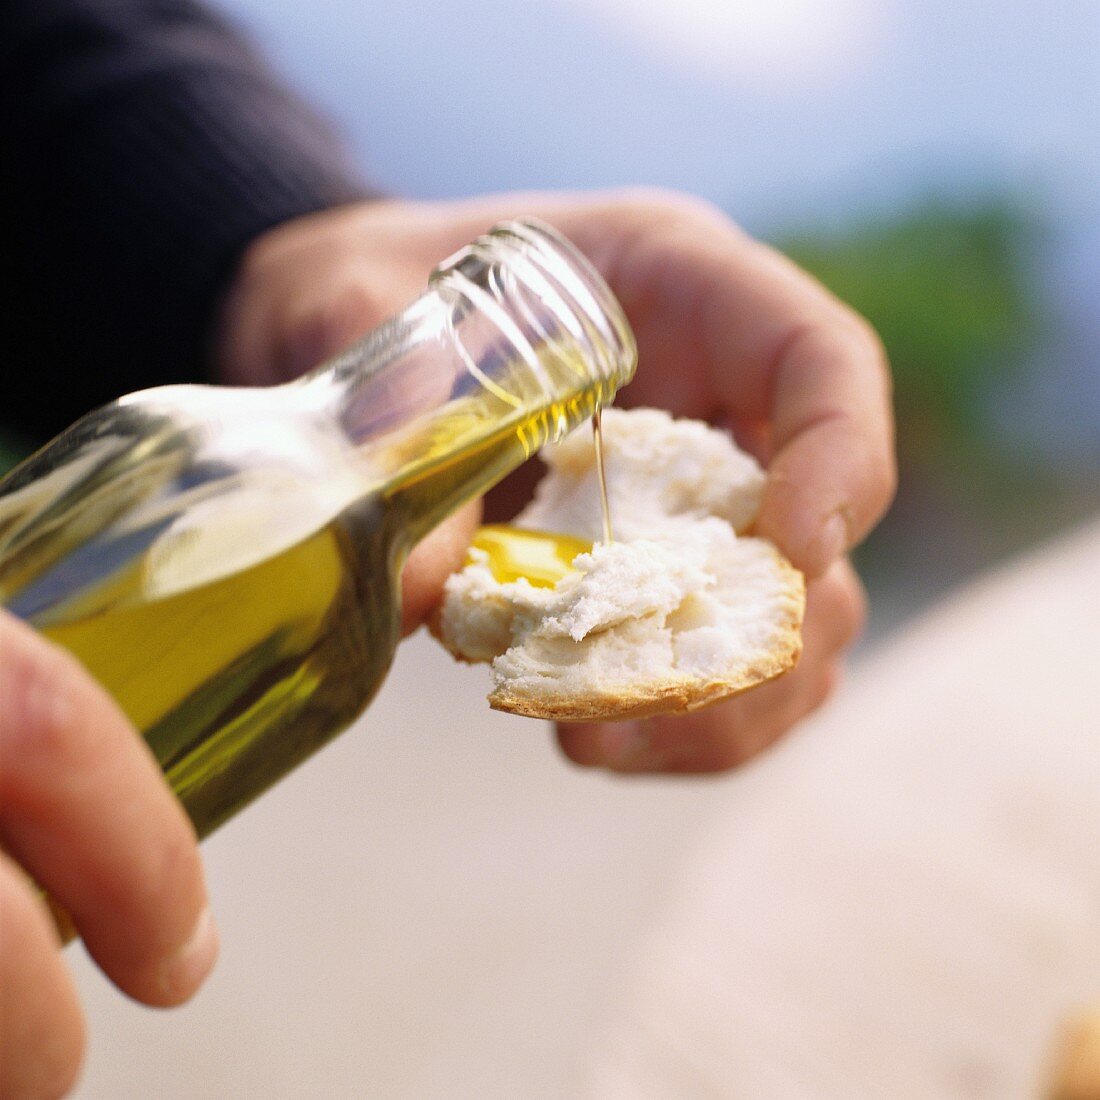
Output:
[{"xmin": 0, "ymin": 220, "xmax": 636, "ymax": 840}]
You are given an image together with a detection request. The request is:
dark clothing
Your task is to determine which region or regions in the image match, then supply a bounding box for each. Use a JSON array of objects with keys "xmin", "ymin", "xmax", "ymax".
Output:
[{"xmin": 1, "ymin": 0, "xmax": 365, "ymax": 440}]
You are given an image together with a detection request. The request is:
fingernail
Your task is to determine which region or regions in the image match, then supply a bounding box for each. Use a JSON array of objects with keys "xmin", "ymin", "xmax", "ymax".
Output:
[
  {"xmin": 813, "ymin": 512, "xmax": 848, "ymax": 574},
  {"xmin": 160, "ymin": 908, "xmax": 219, "ymax": 1000}
]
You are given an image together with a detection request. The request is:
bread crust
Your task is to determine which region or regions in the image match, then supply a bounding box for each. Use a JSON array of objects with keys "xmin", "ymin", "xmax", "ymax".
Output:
[{"xmin": 485, "ymin": 547, "xmax": 804, "ymax": 721}]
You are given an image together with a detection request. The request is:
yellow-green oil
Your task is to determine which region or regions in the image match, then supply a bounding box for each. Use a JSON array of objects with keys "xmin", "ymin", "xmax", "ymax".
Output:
[
  {"xmin": 466, "ymin": 412, "xmax": 611, "ymax": 588},
  {"xmin": 40, "ymin": 501, "xmax": 390, "ymax": 840},
  {"xmin": 468, "ymin": 525, "xmax": 592, "ymax": 588}
]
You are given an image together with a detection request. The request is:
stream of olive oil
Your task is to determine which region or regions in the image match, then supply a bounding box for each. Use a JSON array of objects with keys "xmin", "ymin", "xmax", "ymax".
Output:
[
  {"xmin": 467, "ymin": 407, "xmax": 613, "ymax": 589},
  {"xmin": 592, "ymin": 406, "xmax": 613, "ymax": 546}
]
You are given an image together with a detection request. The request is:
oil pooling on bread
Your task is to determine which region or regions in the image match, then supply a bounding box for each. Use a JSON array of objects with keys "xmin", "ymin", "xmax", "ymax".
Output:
[{"xmin": 436, "ymin": 408, "xmax": 805, "ymax": 721}]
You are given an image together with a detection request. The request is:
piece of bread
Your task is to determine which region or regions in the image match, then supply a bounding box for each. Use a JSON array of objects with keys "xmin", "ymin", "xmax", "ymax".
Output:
[{"xmin": 436, "ymin": 408, "xmax": 805, "ymax": 721}]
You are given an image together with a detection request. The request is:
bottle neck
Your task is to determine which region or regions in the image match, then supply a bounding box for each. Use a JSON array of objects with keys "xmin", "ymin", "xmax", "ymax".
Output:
[{"xmin": 301, "ymin": 220, "xmax": 636, "ymax": 553}]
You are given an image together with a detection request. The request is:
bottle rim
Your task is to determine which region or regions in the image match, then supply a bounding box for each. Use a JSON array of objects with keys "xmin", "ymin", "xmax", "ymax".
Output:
[{"xmin": 431, "ymin": 218, "xmax": 638, "ymax": 399}]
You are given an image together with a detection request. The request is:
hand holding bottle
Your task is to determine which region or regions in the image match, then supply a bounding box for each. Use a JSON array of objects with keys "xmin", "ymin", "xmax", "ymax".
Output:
[
  {"xmin": 0, "ymin": 508, "xmax": 475, "ymax": 1099},
  {"xmin": 0, "ymin": 495, "xmax": 479, "ymax": 1100},
  {"xmin": 218, "ymin": 190, "xmax": 894, "ymax": 774}
]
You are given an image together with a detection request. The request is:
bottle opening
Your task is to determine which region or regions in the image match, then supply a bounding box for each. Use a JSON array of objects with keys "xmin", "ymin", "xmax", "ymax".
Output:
[{"xmin": 431, "ymin": 219, "xmax": 637, "ymax": 446}]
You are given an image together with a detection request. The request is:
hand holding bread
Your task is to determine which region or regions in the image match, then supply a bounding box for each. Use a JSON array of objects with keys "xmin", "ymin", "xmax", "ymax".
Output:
[{"xmin": 437, "ymin": 409, "xmax": 805, "ymax": 722}]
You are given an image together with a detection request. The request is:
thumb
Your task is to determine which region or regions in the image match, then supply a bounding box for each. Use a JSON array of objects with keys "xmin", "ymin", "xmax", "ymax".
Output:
[{"xmin": 400, "ymin": 502, "xmax": 482, "ymax": 635}]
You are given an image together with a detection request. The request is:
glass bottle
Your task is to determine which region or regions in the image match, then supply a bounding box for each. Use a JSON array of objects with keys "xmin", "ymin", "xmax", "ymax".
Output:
[{"xmin": 0, "ymin": 219, "xmax": 636, "ymax": 840}]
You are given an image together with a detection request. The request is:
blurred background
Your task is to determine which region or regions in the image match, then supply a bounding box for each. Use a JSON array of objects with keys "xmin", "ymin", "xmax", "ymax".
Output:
[{"xmin": 22, "ymin": 0, "xmax": 1095, "ymax": 1096}]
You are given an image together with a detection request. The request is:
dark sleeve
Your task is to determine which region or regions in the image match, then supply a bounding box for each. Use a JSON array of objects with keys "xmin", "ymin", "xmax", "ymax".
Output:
[{"xmin": 1, "ymin": 0, "xmax": 369, "ymax": 440}]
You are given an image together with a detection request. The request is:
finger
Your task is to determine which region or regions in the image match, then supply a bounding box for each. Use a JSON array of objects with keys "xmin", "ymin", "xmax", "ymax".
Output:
[
  {"xmin": 755, "ymin": 315, "xmax": 896, "ymax": 577},
  {"xmin": 557, "ymin": 559, "xmax": 864, "ymax": 774},
  {"xmin": 556, "ymin": 661, "xmax": 839, "ymax": 776},
  {"xmin": 0, "ymin": 614, "xmax": 218, "ymax": 1007},
  {"xmin": 0, "ymin": 853, "xmax": 85, "ymax": 1100},
  {"xmin": 400, "ymin": 502, "xmax": 482, "ymax": 635}
]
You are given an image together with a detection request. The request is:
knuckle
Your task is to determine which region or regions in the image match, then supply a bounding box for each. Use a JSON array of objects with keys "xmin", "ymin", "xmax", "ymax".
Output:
[
  {"xmin": 323, "ymin": 280, "xmax": 383, "ymax": 334},
  {"xmin": 820, "ymin": 296, "xmax": 885, "ymax": 362},
  {"xmin": 843, "ymin": 315, "xmax": 898, "ymax": 513},
  {"xmin": 827, "ymin": 312, "xmax": 885, "ymax": 385},
  {"xmin": 844, "ymin": 308, "xmax": 887, "ymax": 362},
  {"xmin": 152, "ymin": 819, "xmax": 202, "ymax": 911},
  {"xmin": 108, "ymin": 804, "xmax": 200, "ymax": 945},
  {"xmin": 610, "ymin": 186, "xmax": 735, "ymax": 237},
  {"xmin": 834, "ymin": 308, "xmax": 894, "ymax": 404}
]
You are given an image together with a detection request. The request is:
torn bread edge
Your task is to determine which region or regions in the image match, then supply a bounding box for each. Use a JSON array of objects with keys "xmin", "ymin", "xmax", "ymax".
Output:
[{"xmin": 434, "ymin": 408, "xmax": 806, "ymax": 722}]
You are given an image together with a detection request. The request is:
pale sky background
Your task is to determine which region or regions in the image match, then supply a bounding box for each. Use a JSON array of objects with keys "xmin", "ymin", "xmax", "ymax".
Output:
[{"xmin": 218, "ymin": 0, "xmax": 1098, "ymax": 217}]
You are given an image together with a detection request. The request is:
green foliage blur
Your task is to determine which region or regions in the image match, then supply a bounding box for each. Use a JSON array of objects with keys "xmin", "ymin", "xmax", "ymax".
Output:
[
  {"xmin": 779, "ymin": 196, "xmax": 1039, "ymax": 466},
  {"xmin": 0, "ymin": 436, "xmax": 24, "ymax": 478},
  {"xmin": 778, "ymin": 195, "xmax": 1099, "ymax": 622}
]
